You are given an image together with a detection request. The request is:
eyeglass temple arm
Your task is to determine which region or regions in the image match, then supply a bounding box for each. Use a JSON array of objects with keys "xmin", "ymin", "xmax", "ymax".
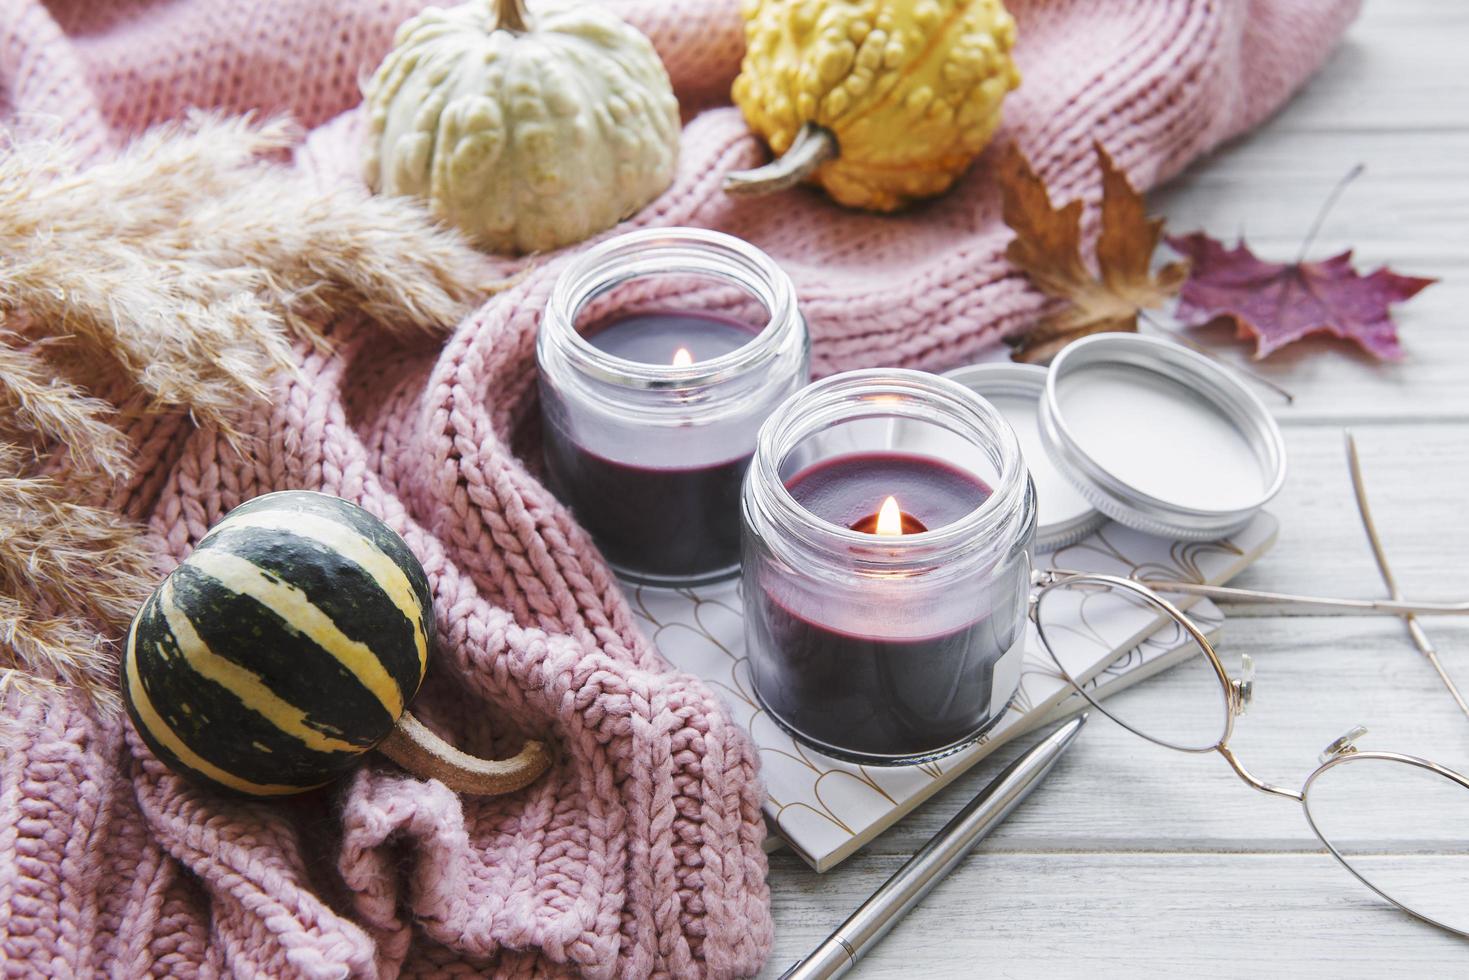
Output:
[
  {"xmin": 1345, "ymin": 432, "xmax": 1469, "ymax": 722},
  {"xmin": 1126, "ymin": 580, "xmax": 1469, "ymax": 617},
  {"xmin": 1045, "ymin": 433, "xmax": 1469, "ymax": 720},
  {"xmin": 1039, "ymin": 570, "xmax": 1469, "ymax": 617}
]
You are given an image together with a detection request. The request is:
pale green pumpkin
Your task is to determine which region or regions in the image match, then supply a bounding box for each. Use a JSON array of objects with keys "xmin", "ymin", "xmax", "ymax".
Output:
[{"xmin": 362, "ymin": 0, "xmax": 681, "ymax": 254}]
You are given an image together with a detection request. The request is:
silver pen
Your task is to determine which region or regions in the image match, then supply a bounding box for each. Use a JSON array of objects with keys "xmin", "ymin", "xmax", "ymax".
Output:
[{"xmin": 779, "ymin": 714, "xmax": 1089, "ymax": 979}]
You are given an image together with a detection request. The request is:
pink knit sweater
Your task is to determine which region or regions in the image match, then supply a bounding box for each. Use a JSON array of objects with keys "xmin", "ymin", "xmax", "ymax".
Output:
[{"xmin": 0, "ymin": 1, "xmax": 1355, "ymax": 976}]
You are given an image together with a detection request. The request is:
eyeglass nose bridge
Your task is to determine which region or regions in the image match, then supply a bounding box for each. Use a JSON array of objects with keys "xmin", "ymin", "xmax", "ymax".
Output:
[{"xmin": 1319, "ymin": 724, "xmax": 1369, "ymax": 765}]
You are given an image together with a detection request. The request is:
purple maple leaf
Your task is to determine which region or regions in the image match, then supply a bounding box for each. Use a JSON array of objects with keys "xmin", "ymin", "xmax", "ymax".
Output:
[{"xmin": 1166, "ymin": 233, "xmax": 1436, "ymax": 360}]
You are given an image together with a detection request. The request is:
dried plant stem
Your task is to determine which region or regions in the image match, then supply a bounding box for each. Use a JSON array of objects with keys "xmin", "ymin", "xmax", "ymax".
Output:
[
  {"xmin": 1298, "ymin": 164, "xmax": 1365, "ymax": 265},
  {"xmin": 0, "ymin": 113, "xmax": 494, "ymax": 710}
]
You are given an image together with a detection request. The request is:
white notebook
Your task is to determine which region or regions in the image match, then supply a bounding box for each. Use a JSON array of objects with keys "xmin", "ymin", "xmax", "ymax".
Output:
[{"xmin": 628, "ymin": 514, "xmax": 1277, "ymax": 871}]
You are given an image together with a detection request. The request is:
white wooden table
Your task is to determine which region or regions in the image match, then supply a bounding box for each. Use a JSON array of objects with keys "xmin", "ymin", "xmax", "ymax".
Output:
[{"xmin": 762, "ymin": 1, "xmax": 1469, "ymax": 974}]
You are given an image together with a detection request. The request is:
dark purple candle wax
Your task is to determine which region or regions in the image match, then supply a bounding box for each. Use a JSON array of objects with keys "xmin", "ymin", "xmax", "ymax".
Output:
[
  {"xmin": 782, "ymin": 452, "xmax": 985, "ymax": 534},
  {"xmin": 543, "ymin": 310, "xmax": 760, "ymax": 582},
  {"xmin": 748, "ymin": 452, "xmax": 1025, "ymax": 759},
  {"xmin": 582, "ymin": 310, "xmax": 756, "ymax": 364}
]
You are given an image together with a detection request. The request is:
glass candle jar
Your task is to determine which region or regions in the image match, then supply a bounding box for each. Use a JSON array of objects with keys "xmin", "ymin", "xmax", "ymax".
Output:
[
  {"xmin": 538, "ymin": 228, "xmax": 809, "ymax": 587},
  {"xmin": 741, "ymin": 369, "xmax": 1037, "ymax": 765}
]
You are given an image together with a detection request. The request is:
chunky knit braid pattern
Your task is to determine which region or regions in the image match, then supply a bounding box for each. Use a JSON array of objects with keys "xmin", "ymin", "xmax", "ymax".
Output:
[{"xmin": 0, "ymin": 0, "xmax": 1356, "ymax": 976}]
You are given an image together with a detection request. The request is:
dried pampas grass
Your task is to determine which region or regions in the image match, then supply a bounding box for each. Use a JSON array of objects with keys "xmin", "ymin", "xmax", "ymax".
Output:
[
  {"xmin": 0, "ymin": 449, "xmax": 155, "ymax": 711},
  {"xmin": 0, "ymin": 113, "xmax": 494, "ymax": 710},
  {"xmin": 0, "ymin": 340, "xmax": 129, "ymax": 480},
  {"xmin": 0, "ymin": 113, "xmax": 490, "ymax": 443}
]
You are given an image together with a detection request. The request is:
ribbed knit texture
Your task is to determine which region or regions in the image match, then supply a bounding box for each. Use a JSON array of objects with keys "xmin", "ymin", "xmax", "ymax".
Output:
[{"xmin": 0, "ymin": 1, "xmax": 1356, "ymax": 976}]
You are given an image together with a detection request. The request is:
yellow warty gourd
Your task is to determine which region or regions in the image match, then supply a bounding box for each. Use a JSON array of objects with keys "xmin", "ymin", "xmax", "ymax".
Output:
[{"xmin": 728, "ymin": 0, "xmax": 1021, "ymax": 211}]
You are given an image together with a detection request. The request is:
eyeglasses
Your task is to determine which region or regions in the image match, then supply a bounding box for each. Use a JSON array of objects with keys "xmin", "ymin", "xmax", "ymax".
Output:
[{"xmin": 1029, "ymin": 434, "xmax": 1469, "ymax": 938}]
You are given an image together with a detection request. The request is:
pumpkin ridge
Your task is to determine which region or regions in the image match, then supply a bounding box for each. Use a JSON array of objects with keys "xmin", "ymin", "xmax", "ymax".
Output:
[
  {"xmin": 163, "ymin": 564, "xmax": 399, "ymax": 740},
  {"xmin": 194, "ymin": 525, "xmax": 425, "ymax": 701},
  {"xmin": 142, "ymin": 582, "xmax": 367, "ymax": 755},
  {"xmin": 361, "ymin": 0, "xmax": 680, "ymax": 253},
  {"xmin": 151, "ymin": 570, "xmax": 387, "ymax": 758},
  {"xmin": 836, "ymin": 0, "xmax": 975, "ymax": 127},
  {"xmin": 130, "ymin": 622, "xmax": 362, "ymax": 791},
  {"xmin": 205, "ymin": 506, "xmax": 430, "ymax": 676},
  {"xmin": 180, "ymin": 550, "xmax": 406, "ymax": 718},
  {"xmin": 218, "ymin": 491, "xmax": 436, "ymax": 619},
  {"xmin": 125, "ymin": 608, "xmax": 326, "ymax": 796}
]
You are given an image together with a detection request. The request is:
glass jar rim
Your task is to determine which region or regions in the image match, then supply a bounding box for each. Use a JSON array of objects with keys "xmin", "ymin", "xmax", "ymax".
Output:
[
  {"xmin": 543, "ymin": 227, "xmax": 800, "ymax": 390},
  {"xmin": 747, "ymin": 368, "xmax": 1030, "ymax": 572}
]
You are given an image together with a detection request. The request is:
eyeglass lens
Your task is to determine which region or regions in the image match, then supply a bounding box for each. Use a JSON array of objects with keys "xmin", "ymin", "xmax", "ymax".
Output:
[
  {"xmin": 1034, "ymin": 578, "xmax": 1229, "ymax": 752},
  {"xmin": 1036, "ymin": 576, "xmax": 1469, "ymax": 935},
  {"xmin": 1303, "ymin": 753, "xmax": 1469, "ymax": 935}
]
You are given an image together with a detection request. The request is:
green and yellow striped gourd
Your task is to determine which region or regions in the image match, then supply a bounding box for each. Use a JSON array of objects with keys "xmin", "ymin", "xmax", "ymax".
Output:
[{"xmin": 123, "ymin": 491, "xmax": 548, "ymax": 797}]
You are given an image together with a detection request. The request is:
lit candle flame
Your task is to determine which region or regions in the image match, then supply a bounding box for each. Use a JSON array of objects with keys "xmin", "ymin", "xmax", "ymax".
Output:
[
  {"xmin": 875, "ymin": 496, "xmax": 903, "ymax": 536},
  {"xmin": 672, "ymin": 347, "xmax": 693, "ymax": 367}
]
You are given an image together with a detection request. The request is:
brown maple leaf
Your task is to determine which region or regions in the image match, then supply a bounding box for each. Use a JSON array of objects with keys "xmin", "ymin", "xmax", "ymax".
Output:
[{"xmin": 998, "ymin": 142, "xmax": 1188, "ymax": 363}]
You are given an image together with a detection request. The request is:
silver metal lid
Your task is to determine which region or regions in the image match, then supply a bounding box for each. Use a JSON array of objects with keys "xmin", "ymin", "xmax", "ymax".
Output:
[
  {"xmin": 942, "ymin": 362, "xmax": 1104, "ymax": 551},
  {"xmin": 1038, "ymin": 334, "xmax": 1286, "ymax": 540}
]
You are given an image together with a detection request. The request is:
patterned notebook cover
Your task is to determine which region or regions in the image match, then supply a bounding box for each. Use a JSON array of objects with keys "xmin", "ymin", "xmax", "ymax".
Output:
[{"xmin": 627, "ymin": 514, "xmax": 1278, "ymax": 871}]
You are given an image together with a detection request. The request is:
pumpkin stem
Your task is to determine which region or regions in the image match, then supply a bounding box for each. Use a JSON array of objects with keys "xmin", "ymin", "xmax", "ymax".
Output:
[
  {"xmin": 724, "ymin": 123, "xmax": 838, "ymax": 197},
  {"xmin": 379, "ymin": 710, "xmax": 550, "ymax": 796},
  {"xmin": 493, "ymin": 0, "xmax": 529, "ymax": 33}
]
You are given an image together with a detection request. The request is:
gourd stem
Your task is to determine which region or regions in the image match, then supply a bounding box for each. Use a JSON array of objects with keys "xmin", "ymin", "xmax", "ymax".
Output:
[
  {"xmin": 379, "ymin": 710, "xmax": 550, "ymax": 796},
  {"xmin": 494, "ymin": 0, "xmax": 529, "ymax": 33},
  {"xmin": 724, "ymin": 123, "xmax": 838, "ymax": 196}
]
